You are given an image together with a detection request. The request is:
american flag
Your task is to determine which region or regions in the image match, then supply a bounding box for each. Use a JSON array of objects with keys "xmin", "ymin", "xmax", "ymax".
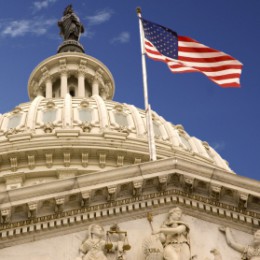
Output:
[{"xmin": 141, "ymin": 18, "xmax": 243, "ymax": 88}]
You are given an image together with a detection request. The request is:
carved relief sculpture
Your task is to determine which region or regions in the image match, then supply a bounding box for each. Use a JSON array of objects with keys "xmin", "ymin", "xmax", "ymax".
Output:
[
  {"xmin": 219, "ymin": 227, "xmax": 260, "ymax": 259},
  {"xmin": 106, "ymin": 224, "xmax": 131, "ymax": 260},
  {"xmin": 144, "ymin": 207, "xmax": 191, "ymax": 260},
  {"xmin": 79, "ymin": 224, "xmax": 108, "ymax": 260},
  {"xmin": 77, "ymin": 224, "xmax": 130, "ymax": 260}
]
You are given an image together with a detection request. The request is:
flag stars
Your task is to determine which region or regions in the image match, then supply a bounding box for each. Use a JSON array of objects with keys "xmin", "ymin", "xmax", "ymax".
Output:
[{"xmin": 142, "ymin": 18, "xmax": 179, "ymax": 59}]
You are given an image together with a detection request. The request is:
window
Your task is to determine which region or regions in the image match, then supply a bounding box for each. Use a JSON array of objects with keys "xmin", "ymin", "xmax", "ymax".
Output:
[
  {"xmin": 153, "ymin": 122, "xmax": 162, "ymax": 138},
  {"xmin": 7, "ymin": 114, "xmax": 22, "ymax": 129},
  {"xmin": 79, "ymin": 108, "xmax": 92, "ymax": 122},
  {"xmin": 69, "ymin": 87, "xmax": 75, "ymax": 97},
  {"xmin": 114, "ymin": 112, "xmax": 128, "ymax": 127},
  {"xmin": 42, "ymin": 109, "xmax": 57, "ymax": 123},
  {"xmin": 180, "ymin": 136, "xmax": 192, "ymax": 150}
]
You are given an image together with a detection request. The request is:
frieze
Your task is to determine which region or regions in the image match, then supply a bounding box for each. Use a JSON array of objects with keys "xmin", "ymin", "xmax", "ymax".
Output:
[
  {"xmin": 0, "ymin": 188, "xmax": 259, "ymax": 240},
  {"xmin": 219, "ymin": 227, "xmax": 260, "ymax": 259}
]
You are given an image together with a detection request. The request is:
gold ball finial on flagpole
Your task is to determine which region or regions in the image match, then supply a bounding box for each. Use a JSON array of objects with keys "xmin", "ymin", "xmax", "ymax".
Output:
[{"xmin": 136, "ymin": 7, "xmax": 142, "ymax": 14}]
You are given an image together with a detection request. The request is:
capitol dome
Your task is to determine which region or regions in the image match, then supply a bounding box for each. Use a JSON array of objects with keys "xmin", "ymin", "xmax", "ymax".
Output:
[
  {"xmin": 1, "ymin": 6, "xmax": 259, "ymax": 259},
  {"xmin": 0, "ymin": 49, "xmax": 232, "ymax": 192}
]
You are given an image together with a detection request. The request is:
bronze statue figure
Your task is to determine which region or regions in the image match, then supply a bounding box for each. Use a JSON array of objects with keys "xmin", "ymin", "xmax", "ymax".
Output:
[{"xmin": 58, "ymin": 5, "xmax": 84, "ymax": 41}]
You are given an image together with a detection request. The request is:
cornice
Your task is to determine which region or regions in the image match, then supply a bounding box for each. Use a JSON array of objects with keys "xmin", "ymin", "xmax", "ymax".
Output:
[
  {"xmin": 0, "ymin": 158, "xmax": 259, "ymax": 249},
  {"xmin": 0, "ymin": 187, "xmax": 259, "ymax": 249}
]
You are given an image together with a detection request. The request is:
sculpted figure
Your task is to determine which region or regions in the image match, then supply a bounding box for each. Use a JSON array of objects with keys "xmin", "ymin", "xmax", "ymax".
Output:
[
  {"xmin": 79, "ymin": 224, "xmax": 107, "ymax": 260},
  {"xmin": 58, "ymin": 5, "xmax": 84, "ymax": 41},
  {"xmin": 78, "ymin": 224, "xmax": 130, "ymax": 260},
  {"xmin": 153, "ymin": 207, "xmax": 191, "ymax": 260},
  {"xmin": 106, "ymin": 224, "xmax": 130, "ymax": 260},
  {"xmin": 220, "ymin": 227, "xmax": 260, "ymax": 259}
]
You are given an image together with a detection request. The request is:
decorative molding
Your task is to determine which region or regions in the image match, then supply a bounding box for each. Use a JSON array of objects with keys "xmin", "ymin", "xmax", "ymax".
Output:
[
  {"xmin": 0, "ymin": 208, "xmax": 11, "ymax": 224},
  {"xmin": 98, "ymin": 151, "xmax": 107, "ymax": 168},
  {"xmin": 80, "ymin": 122, "xmax": 92, "ymax": 132},
  {"xmin": 45, "ymin": 153, "xmax": 53, "ymax": 168},
  {"xmin": 238, "ymin": 193, "xmax": 249, "ymax": 209},
  {"xmin": 117, "ymin": 154, "xmax": 125, "ymax": 167},
  {"xmin": 134, "ymin": 157, "xmax": 142, "ymax": 164},
  {"xmin": 133, "ymin": 180, "xmax": 143, "ymax": 197},
  {"xmin": 46, "ymin": 100, "xmax": 55, "ymax": 109},
  {"xmin": 81, "ymin": 191, "xmax": 91, "ymax": 207},
  {"xmin": 43, "ymin": 122, "xmax": 55, "ymax": 133},
  {"xmin": 63, "ymin": 152, "xmax": 71, "ymax": 167},
  {"xmin": 27, "ymin": 201, "xmax": 38, "ymax": 218},
  {"xmin": 81, "ymin": 153, "xmax": 89, "ymax": 167},
  {"xmin": 184, "ymin": 177, "xmax": 194, "ymax": 194},
  {"xmin": 79, "ymin": 99, "xmax": 89, "ymax": 108},
  {"xmin": 12, "ymin": 106, "xmax": 22, "ymax": 114},
  {"xmin": 211, "ymin": 184, "xmax": 222, "ymax": 201},
  {"xmin": 27, "ymin": 155, "xmax": 35, "ymax": 170},
  {"xmin": 78, "ymin": 59, "xmax": 88, "ymax": 75},
  {"xmin": 107, "ymin": 186, "xmax": 117, "ymax": 202},
  {"xmin": 59, "ymin": 59, "xmax": 67, "ymax": 74},
  {"xmin": 55, "ymin": 197, "xmax": 65, "ymax": 212},
  {"xmin": 40, "ymin": 66, "xmax": 52, "ymax": 84},
  {"xmin": 158, "ymin": 175, "xmax": 168, "ymax": 192},
  {"xmin": 9, "ymin": 157, "xmax": 18, "ymax": 172},
  {"xmin": 0, "ymin": 189, "xmax": 259, "ymax": 247}
]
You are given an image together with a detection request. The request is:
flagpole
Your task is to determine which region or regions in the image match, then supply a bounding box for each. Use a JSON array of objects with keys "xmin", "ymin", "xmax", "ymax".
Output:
[{"xmin": 136, "ymin": 7, "xmax": 157, "ymax": 161}]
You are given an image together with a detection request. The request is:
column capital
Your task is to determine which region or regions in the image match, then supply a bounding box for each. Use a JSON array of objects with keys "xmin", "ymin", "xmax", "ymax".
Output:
[
  {"xmin": 77, "ymin": 69, "xmax": 87, "ymax": 77},
  {"xmin": 59, "ymin": 59, "xmax": 67, "ymax": 75},
  {"xmin": 60, "ymin": 70, "xmax": 68, "ymax": 76}
]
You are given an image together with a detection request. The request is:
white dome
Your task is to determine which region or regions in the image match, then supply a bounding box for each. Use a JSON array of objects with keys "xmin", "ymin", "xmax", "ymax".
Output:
[{"xmin": 0, "ymin": 52, "xmax": 232, "ymax": 191}]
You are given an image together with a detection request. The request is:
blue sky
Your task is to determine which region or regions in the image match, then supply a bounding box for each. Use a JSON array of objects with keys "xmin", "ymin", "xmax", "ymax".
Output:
[{"xmin": 0, "ymin": 0, "xmax": 259, "ymax": 181}]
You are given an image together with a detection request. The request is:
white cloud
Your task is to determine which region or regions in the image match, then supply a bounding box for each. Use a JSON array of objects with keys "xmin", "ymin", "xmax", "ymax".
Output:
[
  {"xmin": 110, "ymin": 32, "xmax": 130, "ymax": 44},
  {"xmin": 85, "ymin": 9, "xmax": 113, "ymax": 26},
  {"xmin": 1, "ymin": 18, "xmax": 56, "ymax": 38},
  {"xmin": 212, "ymin": 141, "xmax": 226, "ymax": 151},
  {"xmin": 33, "ymin": 0, "xmax": 57, "ymax": 11},
  {"xmin": 81, "ymin": 30, "xmax": 95, "ymax": 39}
]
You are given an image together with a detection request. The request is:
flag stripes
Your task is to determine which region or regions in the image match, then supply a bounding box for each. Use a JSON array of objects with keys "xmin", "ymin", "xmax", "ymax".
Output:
[{"xmin": 142, "ymin": 19, "xmax": 243, "ymax": 88}]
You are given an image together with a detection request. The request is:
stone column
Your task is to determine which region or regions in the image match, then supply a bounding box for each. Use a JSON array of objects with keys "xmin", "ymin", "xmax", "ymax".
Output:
[
  {"xmin": 92, "ymin": 79, "xmax": 99, "ymax": 96},
  {"xmin": 78, "ymin": 72, "xmax": 85, "ymax": 97},
  {"xmin": 60, "ymin": 72, "xmax": 68, "ymax": 98},
  {"xmin": 45, "ymin": 78, "xmax": 53, "ymax": 98}
]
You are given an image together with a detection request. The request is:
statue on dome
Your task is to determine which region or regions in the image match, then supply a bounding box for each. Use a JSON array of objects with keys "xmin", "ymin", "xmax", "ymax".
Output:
[
  {"xmin": 219, "ymin": 227, "xmax": 260, "ymax": 259},
  {"xmin": 58, "ymin": 4, "xmax": 84, "ymax": 41}
]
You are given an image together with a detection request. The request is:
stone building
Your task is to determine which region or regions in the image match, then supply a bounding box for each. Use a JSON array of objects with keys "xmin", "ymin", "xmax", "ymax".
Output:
[{"xmin": 0, "ymin": 6, "xmax": 259, "ymax": 260}]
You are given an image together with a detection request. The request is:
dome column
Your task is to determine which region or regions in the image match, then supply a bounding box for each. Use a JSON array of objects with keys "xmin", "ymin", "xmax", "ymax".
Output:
[
  {"xmin": 92, "ymin": 70, "xmax": 103, "ymax": 96},
  {"xmin": 45, "ymin": 78, "xmax": 53, "ymax": 98},
  {"xmin": 78, "ymin": 60, "xmax": 87, "ymax": 97},
  {"xmin": 92, "ymin": 79, "xmax": 99, "ymax": 96},
  {"xmin": 40, "ymin": 67, "xmax": 52, "ymax": 98},
  {"xmin": 60, "ymin": 72, "xmax": 68, "ymax": 98},
  {"xmin": 78, "ymin": 72, "xmax": 85, "ymax": 97},
  {"xmin": 59, "ymin": 59, "xmax": 68, "ymax": 98}
]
